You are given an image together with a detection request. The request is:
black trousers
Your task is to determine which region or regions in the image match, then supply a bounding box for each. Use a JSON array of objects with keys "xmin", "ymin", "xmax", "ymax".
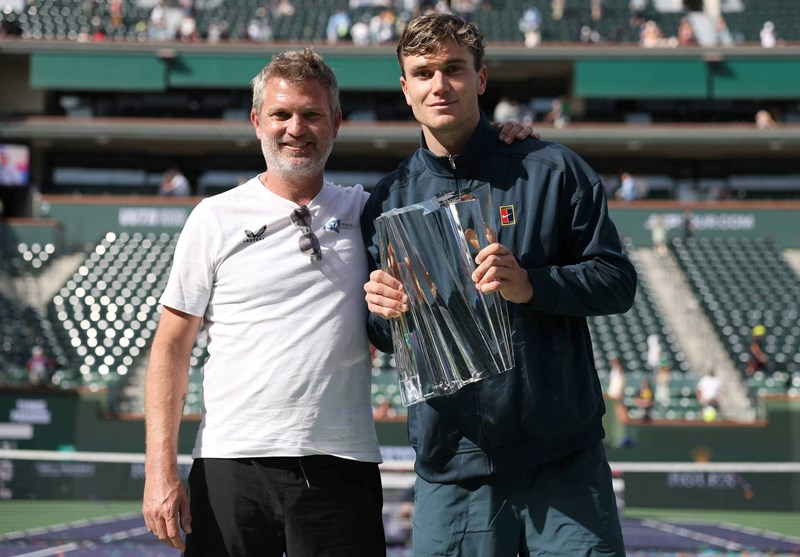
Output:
[{"xmin": 185, "ymin": 456, "xmax": 386, "ymax": 557}]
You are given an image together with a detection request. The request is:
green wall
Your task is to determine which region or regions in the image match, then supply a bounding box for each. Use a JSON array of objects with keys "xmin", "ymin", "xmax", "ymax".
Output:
[
  {"xmin": 609, "ymin": 204, "xmax": 800, "ymax": 248},
  {"xmin": 574, "ymin": 58, "xmax": 800, "ymax": 100},
  {"xmin": 30, "ymin": 51, "xmax": 800, "ymax": 98},
  {"xmin": 31, "ymin": 53, "xmax": 168, "ymax": 91},
  {"xmin": 574, "ymin": 59, "xmax": 708, "ymax": 99},
  {"xmin": 30, "ymin": 52, "xmax": 402, "ymax": 92},
  {"xmin": 31, "ymin": 198, "xmax": 800, "ymax": 250}
]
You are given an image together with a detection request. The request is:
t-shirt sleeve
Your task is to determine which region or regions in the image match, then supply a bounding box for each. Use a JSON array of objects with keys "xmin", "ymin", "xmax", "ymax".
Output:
[{"xmin": 159, "ymin": 201, "xmax": 217, "ymax": 317}]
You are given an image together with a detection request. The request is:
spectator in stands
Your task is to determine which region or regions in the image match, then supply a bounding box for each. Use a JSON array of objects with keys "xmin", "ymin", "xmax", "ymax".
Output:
[
  {"xmin": 109, "ymin": 0, "xmax": 123, "ymax": 31},
  {"xmin": 247, "ymin": 11, "xmax": 273, "ymax": 43},
  {"xmin": 651, "ymin": 214, "xmax": 668, "ymax": 257},
  {"xmin": 143, "ymin": 46, "xmax": 534, "ymax": 556},
  {"xmin": 326, "ymin": 6, "xmax": 352, "ymax": 44},
  {"xmin": 759, "ymin": 20, "xmax": 776, "ymax": 48},
  {"xmin": 607, "ymin": 357, "xmax": 625, "ymax": 402},
  {"xmin": 369, "ymin": 10, "xmax": 397, "ymax": 44},
  {"xmin": 518, "ymin": 5, "xmax": 542, "ymax": 47},
  {"xmin": 696, "ymin": 368, "xmax": 723, "ymax": 412},
  {"xmin": 543, "ymin": 97, "xmax": 569, "ymax": 128},
  {"xmin": 551, "ymin": 0, "xmax": 564, "ymax": 20},
  {"xmin": 676, "ymin": 16, "xmax": 695, "ymax": 47},
  {"xmin": 362, "ymin": 14, "xmax": 634, "ymax": 556},
  {"xmin": 646, "ymin": 334, "xmax": 662, "ymax": 374},
  {"xmin": 616, "ymin": 171, "xmax": 637, "ymax": 201},
  {"xmin": 639, "ymin": 19, "xmax": 663, "ymax": 48},
  {"xmin": 634, "ymin": 375, "xmax": 654, "ymax": 421},
  {"xmin": 746, "ymin": 324, "xmax": 769, "ymax": 376},
  {"xmin": 178, "ymin": 12, "xmax": 197, "ymax": 41},
  {"xmin": 755, "ymin": 109, "xmax": 777, "ymax": 129},
  {"xmin": 654, "ymin": 359, "xmax": 672, "ymax": 411},
  {"xmin": 206, "ymin": 19, "xmax": 223, "ymax": 42},
  {"xmin": 26, "ymin": 345, "xmax": 52, "ymax": 386},
  {"xmin": 452, "ymin": 0, "xmax": 479, "ymax": 21},
  {"xmin": 148, "ymin": 0, "xmax": 167, "ymax": 41},
  {"xmin": 606, "ymin": 357, "xmax": 631, "ymax": 447},
  {"xmin": 271, "ymin": 0, "xmax": 296, "ymax": 18},
  {"xmin": 350, "ymin": 16, "xmax": 370, "ymax": 45},
  {"xmin": 714, "ymin": 15, "xmax": 734, "ymax": 46},
  {"xmin": 493, "ymin": 96, "xmax": 522, "ymax": 123},
  {"xmin": 591, "ymin": 0, "xmax": 602, "ymax": 21},
  {"xmin": 159, "ymin": 168, "xmax": 191, "ymax": 197},
  {"xmin": 681, "ymin": 208, "xmax": 696, "ymax": 240},
  {"xmin": 0, "ymin": 146, "xmax": 25, "ymax": 186}
]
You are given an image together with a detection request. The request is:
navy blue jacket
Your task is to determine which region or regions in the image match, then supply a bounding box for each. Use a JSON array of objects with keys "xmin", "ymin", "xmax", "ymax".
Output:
[{"xmin": 362, "ymin": 115, "xmax": 637, "ymax": 483}]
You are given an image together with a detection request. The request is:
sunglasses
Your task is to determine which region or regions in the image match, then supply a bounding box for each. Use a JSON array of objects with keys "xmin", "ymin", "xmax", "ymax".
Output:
[{"xmin": 290, "ymin": 205, "xmax": 322, "ymax": 262}]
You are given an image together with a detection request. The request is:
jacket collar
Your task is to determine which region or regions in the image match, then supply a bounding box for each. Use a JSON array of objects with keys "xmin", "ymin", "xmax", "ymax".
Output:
[{"xmin": 417, "ymin": 113, "xmax": 495, "ymax": 177}]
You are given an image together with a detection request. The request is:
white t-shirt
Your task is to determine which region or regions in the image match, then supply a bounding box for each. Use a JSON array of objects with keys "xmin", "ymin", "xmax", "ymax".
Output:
[
  {"xmin": 160, "ymin": 177, "xmax": 381, "ymax": 463},
  {"xmin": 696, "ymin": 374, "xmax": 723, "ymax": 404}
]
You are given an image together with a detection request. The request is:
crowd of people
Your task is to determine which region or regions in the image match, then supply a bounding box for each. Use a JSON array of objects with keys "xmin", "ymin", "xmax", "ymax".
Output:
[{"xmin": 0, "ymin": 0, "xmax": 788, "ymax": 47}]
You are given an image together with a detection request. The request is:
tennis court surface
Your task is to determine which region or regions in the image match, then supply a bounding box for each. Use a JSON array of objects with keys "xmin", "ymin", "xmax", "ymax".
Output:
[{"xmin": 1, "ymin": 508, "xmax": 798, "ymax": 556}]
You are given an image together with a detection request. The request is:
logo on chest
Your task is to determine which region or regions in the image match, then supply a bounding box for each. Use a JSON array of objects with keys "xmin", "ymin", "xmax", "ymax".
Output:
[
  {"xmin": 243, "ymin": 225, "xmax": 267, "ymax": 243},
  {"xmin": 323, "ymin": 218, "xmax": 353, "ymax": 233},
  {"xmin": 499, "ymin": 205, "xmax": 516, "ymax": 226}
]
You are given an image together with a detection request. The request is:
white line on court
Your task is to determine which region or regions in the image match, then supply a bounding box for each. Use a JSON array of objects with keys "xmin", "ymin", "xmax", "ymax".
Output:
[
  {"xmin": 641, "ymin": 518, "xmax": 747, "ymax": 551},
  {"xmin": 10, "ymin": 526, "xmax": 150, "ymax": 557},
  {"xmin": 9, "ymin": 542, "xmax": 81, "ymax": 557}
]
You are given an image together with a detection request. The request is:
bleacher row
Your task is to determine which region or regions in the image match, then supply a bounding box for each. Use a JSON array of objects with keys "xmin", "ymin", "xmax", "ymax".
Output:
[
  {"xmin": 1, "ymin": 0, "xmax": 798, "ymax": 44},
  {"xmin": 1, "ymin": 230, "xmax": 798, "ymax": 421}
]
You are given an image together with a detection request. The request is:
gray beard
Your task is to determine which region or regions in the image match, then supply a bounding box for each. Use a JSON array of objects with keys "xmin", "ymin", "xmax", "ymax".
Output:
[{"xmin": 261, "ymin": 137, "xmax": 332, "ymax": 179}]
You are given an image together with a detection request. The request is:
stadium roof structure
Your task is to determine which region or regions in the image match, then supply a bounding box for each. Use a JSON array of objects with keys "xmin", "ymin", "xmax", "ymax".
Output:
[{"xmin": 1, "ymin": 116, "xmax": 799, "ymax": 160}]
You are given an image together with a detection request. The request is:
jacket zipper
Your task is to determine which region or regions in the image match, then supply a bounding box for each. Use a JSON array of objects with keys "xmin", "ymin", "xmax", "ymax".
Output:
[{"xmin": 447, "ymin": 154, "xmax": 461, "ymax": 196}]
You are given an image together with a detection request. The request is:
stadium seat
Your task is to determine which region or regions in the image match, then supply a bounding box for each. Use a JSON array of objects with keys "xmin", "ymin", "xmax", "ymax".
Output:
[{"xmin": 671, "ymin": 237, "xmax": 800, "ymax": 399}]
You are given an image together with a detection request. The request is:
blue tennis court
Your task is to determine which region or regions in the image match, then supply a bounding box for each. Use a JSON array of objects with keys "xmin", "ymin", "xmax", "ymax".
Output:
[{"xmin": 1, "ymin": 512, "xmax": 798, "ymax": 557}]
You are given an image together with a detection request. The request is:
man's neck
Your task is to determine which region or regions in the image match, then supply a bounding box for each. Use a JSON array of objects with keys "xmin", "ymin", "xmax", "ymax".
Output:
[
  {"xmin": 258, "ymin": 172, "xmax": 323, "ymax": 206},
  {"xmin": 421, "ymin": 114, "xmax": 481, "ymax": 157}
]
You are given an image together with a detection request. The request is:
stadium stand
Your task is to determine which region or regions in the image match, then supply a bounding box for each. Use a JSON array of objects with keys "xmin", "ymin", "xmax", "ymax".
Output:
[
  {"xmin": 23, "ymin": 229, "xmax": 795, "ymax": 423},
  {"xmin": 671, "ymin": 236, "xmax": 800, "ymax": 398},
  {"xmin": 0, "ymin": 290, "xmax": 67, "ymax": 386},
  {"xmin": 4, "ymin": 0, "xmax": 799, "ymax": 44},
  {"xmin": 592, "ymin": 239, "xmax": 697, "ymax": 419},
  {"xmin": 46, "ymin": 231, "xmax": 175, "ymax": 392}
]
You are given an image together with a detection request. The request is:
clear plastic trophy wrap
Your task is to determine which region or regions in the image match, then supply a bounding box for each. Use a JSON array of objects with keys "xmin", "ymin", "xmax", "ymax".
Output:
[{"xmin": 375, "ymin": 185, "xmax": 514, "ymax": 406}]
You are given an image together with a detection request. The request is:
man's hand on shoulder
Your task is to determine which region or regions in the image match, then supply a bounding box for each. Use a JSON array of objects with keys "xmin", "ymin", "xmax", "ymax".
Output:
[{"xmin": 492, "ymin": 120, "xmax": 541, "ymax": 144}]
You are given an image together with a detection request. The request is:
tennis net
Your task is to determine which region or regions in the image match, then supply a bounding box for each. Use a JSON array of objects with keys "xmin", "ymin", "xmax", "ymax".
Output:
[{"xmin": 1, "ymin": 449, "xmax": 798, "ymax": 556}]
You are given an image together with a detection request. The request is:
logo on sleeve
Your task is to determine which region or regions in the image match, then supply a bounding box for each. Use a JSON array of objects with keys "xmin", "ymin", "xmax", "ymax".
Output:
[{"xmin": 499, "ymin": 205, "xmax": 516, "ymax": 226}]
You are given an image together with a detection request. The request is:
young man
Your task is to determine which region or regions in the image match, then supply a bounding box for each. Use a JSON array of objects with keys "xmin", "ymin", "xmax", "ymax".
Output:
[
  {"xmin": 362, "ymin": 14, "xmax": 637, "ymax": 556},
  {"xmin": 142, "ymin": 47, "xmax": 534, "ymax": 557}
]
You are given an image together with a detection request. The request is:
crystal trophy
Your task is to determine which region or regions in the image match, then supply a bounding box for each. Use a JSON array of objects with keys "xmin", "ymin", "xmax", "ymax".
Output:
[{"xmin": 374, "ymin": 185, "xmax": 514, "ymax": 406}]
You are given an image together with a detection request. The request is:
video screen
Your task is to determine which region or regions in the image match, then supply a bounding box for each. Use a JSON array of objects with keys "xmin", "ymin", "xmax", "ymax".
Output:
[{"xmin": 0, "ymin": 143, "xmax": 30, "ymax": 187}]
